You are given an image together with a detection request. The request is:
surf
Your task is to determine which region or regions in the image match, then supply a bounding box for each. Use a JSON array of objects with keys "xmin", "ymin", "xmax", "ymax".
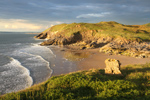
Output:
[{"xmin": 0, "ymin": 57, "xmax": 33, "ymax": 94}]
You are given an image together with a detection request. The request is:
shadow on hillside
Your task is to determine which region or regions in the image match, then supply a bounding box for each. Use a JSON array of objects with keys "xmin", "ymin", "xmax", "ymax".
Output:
[
  {"xmin": 71, "ymin": 86, "xmax": 96, "ymax": 99},
  {"xmin": 89, "ymin": 66, "xmax": 150, "ymax": 81}
]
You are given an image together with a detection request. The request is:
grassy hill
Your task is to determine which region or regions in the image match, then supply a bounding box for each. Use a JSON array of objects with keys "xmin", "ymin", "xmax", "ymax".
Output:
[
  {"xmin": 39, "ymin": 21, "xmax": 150, "ymax": 41},
  {"xmin": 36, "ymin": 21, "xmax": 150, "ymax": 58}
]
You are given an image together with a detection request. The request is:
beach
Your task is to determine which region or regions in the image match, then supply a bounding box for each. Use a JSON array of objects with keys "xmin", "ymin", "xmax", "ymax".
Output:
[
  {"xmin": 1, "ymin": 33, "xmax": 150, "ymax": 95},
  {"xmin": 49, "ymin": 45, "xmax": 150, "ymax": 75}
]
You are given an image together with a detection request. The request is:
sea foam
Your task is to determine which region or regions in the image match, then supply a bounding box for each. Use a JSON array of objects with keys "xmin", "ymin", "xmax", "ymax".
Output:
[
  {"xmin": 10, "ymin": 43, "xmax": 54, "ymax": 84},
  {"xmin": 0, "ymin": 57, "xmax": 33, "ymax": 94}
]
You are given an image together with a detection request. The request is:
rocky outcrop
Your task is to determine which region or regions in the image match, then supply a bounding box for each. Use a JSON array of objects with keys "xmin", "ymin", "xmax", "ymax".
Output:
[
  {"xmin": 40, "ymin": 38, "xmax": 68, "ymax": 46},
  {"xmin": 105, "ymin": 58, "xmax": 122, "ymax": 75},
  {"xmin": 34, "ymin": 21, "xmax": 150, "ymax": 58},
  {"xmin": 69, "ymin": 37, "xmax": 113, "ymax": 50},
  {"xmin": 99, "ymin": 38, "xmax": 150, "ymax": 58},
  {"xmin": 40, "ymin": 32, "xmax": 82, "ymax": 46},
  {"xmin": 34, "ymin": 33, "xmax": 48, "ymax": 39}
]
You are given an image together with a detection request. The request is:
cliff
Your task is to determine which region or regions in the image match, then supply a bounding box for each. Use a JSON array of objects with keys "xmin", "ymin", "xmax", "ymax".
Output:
[{"xmin": 35, "ymin": 21, "xmax": 150, "ymax": 58}]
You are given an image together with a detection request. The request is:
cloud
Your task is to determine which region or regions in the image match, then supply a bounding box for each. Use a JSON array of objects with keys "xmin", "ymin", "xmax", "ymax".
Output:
[
  {"xmin": 76, "ymin": 12, "xmax": 111, "ymax": 18},
  {"xmin": 0, "ymin": 19, "xmax": 64, "ymax": 32},
  {"xmin": 0, "ymin": 19, "xmax": 42, "ymax": 31},
  {"xmin": 0, "ymin": 0, "xmax": 150, "ymax": 32}
]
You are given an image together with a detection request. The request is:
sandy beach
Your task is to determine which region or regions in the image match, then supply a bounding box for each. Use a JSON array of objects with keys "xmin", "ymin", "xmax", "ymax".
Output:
[
  {"xmin": 49, "ymin": 45, "xmax": 150, "ymax": 76},
  {"xmin": 78, "ymin": 49, "xmax": 150, "ymax": 70}
]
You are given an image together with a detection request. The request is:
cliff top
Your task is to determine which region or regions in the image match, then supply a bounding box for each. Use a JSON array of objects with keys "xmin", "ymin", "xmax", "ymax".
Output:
[{"xmin": 40, "ymin": 21, "xmax": 150, "ymax": 41}]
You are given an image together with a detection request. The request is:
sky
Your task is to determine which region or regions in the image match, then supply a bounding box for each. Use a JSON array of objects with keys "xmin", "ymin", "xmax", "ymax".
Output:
[{"xmin": 0, "ymin": 0, "xmax": 150, "ymax": 32}]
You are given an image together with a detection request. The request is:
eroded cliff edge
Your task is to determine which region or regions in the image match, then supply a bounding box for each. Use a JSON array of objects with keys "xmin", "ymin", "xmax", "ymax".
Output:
[{"xmin": 34, "ymin": 21, "xmax": 150, "ymax": 58}]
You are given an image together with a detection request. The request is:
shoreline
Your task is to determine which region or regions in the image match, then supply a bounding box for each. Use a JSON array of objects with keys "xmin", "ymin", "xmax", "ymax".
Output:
[
  {"xmin": 48, "ymin": 45, "xmax": 150, "ymax": 76},
  {"xmin": 2, "ymin": 43, "xmax": 150, "ymax": 95},
  {"xmin": 48, "ymin": 45, "xmax": 79, "ymax": 76}
]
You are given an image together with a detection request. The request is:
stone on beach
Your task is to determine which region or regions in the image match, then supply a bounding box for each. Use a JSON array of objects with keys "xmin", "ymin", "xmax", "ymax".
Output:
[{"xmin": 105, "ymin": 58, "xmax": 122, "ymax": 75}]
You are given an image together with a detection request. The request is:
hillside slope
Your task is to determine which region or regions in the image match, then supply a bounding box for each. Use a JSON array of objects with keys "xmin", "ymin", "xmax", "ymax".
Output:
[
  {"xmin": 35, "ymin": 21, "xmax": 150, "ymax": 58},
  {"xmin": 35, "ymin": 21, "xmax": 150, "ymax": 42}
]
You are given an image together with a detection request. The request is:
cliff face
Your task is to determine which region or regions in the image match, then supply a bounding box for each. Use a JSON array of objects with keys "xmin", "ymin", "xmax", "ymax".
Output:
[{"xmin": 35, "ymin": 21, "xmax": 150, "ymax": 58}]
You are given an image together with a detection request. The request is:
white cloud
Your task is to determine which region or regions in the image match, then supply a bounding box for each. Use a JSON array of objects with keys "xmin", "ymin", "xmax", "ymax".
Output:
[
  {"xmin": 76, "ymin": 12, "xmax": 111, "ymax": 18},
  {"xmin": 0, "ymin": 19, "xmax": 43, "ymax": 31},
  {"xmin": 0, "ymin": 19, "xmax": 64, "ymax": 32}
]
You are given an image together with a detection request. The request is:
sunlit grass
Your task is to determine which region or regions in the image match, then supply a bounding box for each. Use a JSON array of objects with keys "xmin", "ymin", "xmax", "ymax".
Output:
[
  {"xmin": 1, "ymin": 63, "xmax": 150, "ymax": 100},
  {"xmin": 42, "ymin": 21, "xmax": 150, "ymax": 41}
]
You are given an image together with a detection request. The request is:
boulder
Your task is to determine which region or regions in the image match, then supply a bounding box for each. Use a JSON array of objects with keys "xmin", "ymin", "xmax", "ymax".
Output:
[
  {"xmin": 34, "ymin": 32, "xmax": 47, "ymax": 39},
  {"xmin": 40, "ymin": 39, "xmax": 55, "ymax": 45},
  {"xmin": 59, "ymin": 38, "xmax": 68, "ymax": 45},
  {"xmin": 97, "ymin": 37, "xmax": 113, "ymax": 44},
  {"xmin": 138, "ymin": 53, "xmax": 148, "ymax": 58},
  {"xmin": 105, "ymin": 58, "xmax": 122, "ymax": 75}
]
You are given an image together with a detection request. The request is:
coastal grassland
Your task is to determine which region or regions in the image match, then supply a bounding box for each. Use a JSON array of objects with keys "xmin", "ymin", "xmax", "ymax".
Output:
[
  {"xmin": 1, "ymin": 63, "xmax": 150, "ymax": 100},
  {"xmin": 45, "ymin": 21, "xmax": 150, "ymax": 41},
  {"xmin": 145, "ymin": 23, "xmax": 150, "ymax": 27},
  {"xmin": 42, "ymin": 27, "xmax": 51, "ymax": 33}
]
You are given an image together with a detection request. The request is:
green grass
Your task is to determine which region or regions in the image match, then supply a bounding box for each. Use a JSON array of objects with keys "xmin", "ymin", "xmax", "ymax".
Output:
[
  {"xmin": 144, "ymin": 23, "xmax": 150, "ymax": 27},
  {"xmin": 42, "ymin": 21, "xmax": 150, "ymax": 41},
  {"xmin": 1, "ymin": 63, "xmax": 150, "ymax": 100},
  {"xmin": 42, "ymin": 27, "xmax": 51, "ymax": 33}
]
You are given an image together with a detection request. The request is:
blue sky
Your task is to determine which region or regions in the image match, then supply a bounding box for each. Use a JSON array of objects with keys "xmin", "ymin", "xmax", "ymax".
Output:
[{"xmin": 0, "ymin": 0, "xmax": 150, "ymax": 32}]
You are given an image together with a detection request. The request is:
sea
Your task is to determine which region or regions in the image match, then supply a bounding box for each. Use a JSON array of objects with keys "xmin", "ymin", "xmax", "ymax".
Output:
[{"xmin": 0, "ymin": 32, "xmax": 56, "ymax": 94}]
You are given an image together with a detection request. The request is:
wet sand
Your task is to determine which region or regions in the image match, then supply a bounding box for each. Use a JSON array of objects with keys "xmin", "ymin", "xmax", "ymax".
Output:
[
  {"xmin": 49, "ymin": 46, "xmax": 150, "ymax": 76},
  {"xmin": 49, "ymin": 46, "xmax": 78, "ymax": 76}
]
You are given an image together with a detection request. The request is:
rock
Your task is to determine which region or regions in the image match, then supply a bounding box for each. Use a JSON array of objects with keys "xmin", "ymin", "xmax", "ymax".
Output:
[
  {"xmin": 99, "ymin": 39, "xmax": 150, "ymax": 58},
  {"xmin": 90, "ymin": 41, "xmax": 97, "ymax": 46},
  {"xmin": 97, "ymin": 37, "xmax": 113, "ymax": 44},
  {"xmin": 40, "ymin": 39, "xmax": 55, "ymax": 45},
  {"xmin": 34, "ymin": 32, "xmax": 47, "ymax": 39},
  {"xmin": 105, "ymin": 58, "xmax": 122, "ymax": 75},
  {"xmin": 114, "ymin": 38, "xmax": 130, "ymax": 45},
  {"xmin": 129, "ymin": 48, "xmax": 138, "ymax": 52},
  {"xmin": 138, "ymin": 53, "xmax": 148, "ymax": 58},
  {"xmin": 85, "ymin": 41, "xmax": 96, "ymax": 49},
  {"xmin": 59, "ymin": 38, "xmax": 68, "ymax": 45},
  {"xmin": 77, "ymin": 41, "xmax": 87, "ymax": 46},
  {"xmin": 40, "ymin": 37, "xmax": 68, "ymax": 46},
  {"xmin": 84, "ymin": 40, "xmax": 91, "ymax": 44},
  {"xmin": 80, "ymin": 46, "xmax": 86, "ymax": 50}
]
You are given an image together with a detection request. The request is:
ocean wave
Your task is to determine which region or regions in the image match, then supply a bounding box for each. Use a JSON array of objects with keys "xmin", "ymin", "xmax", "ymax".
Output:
[
  {"xmin": 0, "ymin": 57, "xmax": 33, "ymax": 94},
  {"xmin": 10, "ymin": 43, "xmax": 54, "ymax": 84},
  {"xmin": 0, "ymin": 42, "xmax": 55, "ymax": 94},
  {"xmin": 30, "ymin": 42, "xmax": 55, "ymax": 56},
  {"xmin": 0, "ymin": 34, "xmax": 55, "ymax": 94},
  {"xmin": 14, "ymin": 43, "xmax": 22, "ymax": 46}
]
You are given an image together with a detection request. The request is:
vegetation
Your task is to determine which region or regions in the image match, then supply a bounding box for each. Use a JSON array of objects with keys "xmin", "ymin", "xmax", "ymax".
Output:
[
  {"xmin": 43, "ymin": 21, "xmax": 150, "ymax": 41},
  {"xmin": 1, "ymin": 63, "xmax": 150, "ymax": 100},
  {"xmin": 144, "ymin": 23, "xmax": 150, "ymax": 27}
]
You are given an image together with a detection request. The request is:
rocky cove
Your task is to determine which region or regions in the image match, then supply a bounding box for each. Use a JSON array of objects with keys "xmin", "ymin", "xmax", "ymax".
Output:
[
  {"xmin": 34, "ymin": 21, "xmax": 150, "ymax": 58},
  {"xmin": 2, "ymin": 21, "xmax": 150, "ymax": 100}
]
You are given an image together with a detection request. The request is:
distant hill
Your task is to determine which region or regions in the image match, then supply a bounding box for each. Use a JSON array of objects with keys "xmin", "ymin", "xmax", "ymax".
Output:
[
  {"xmin": 35, "ymin": 21, "xmax": 150, "ymax": 42},
  {"xmin": 34, "ymin": 21, "xmax": 150, "ymax": 58}
]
